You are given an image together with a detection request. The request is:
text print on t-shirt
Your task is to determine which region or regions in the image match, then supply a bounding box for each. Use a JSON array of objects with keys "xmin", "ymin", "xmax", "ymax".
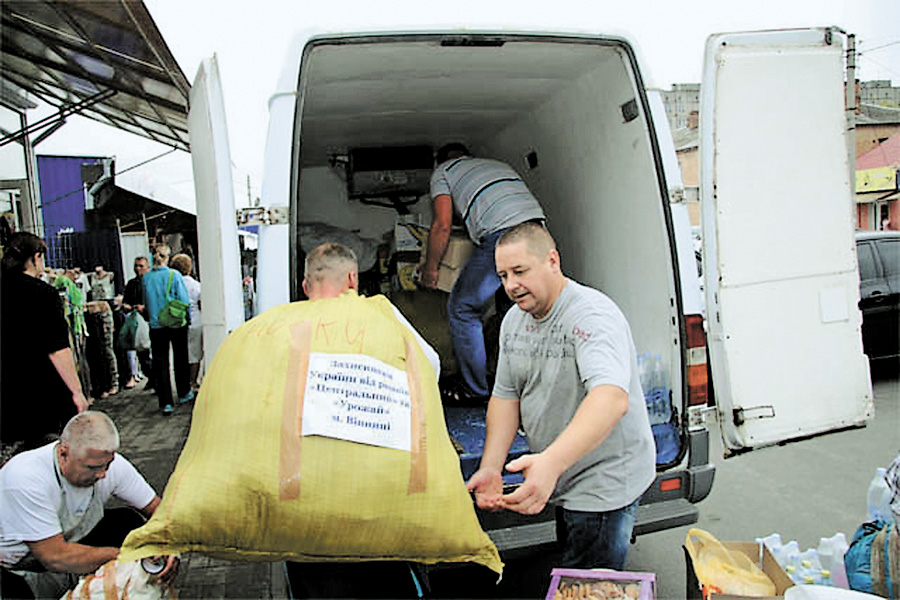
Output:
[{"xmin": 502, "ymin": 323, "xmax": 583, "ymax": 360}]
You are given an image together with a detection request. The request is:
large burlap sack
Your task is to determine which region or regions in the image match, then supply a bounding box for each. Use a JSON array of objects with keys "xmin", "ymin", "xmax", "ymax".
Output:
[{"xmin": 120, "ymin": 292, "xmax": 502, "ymax": 574}]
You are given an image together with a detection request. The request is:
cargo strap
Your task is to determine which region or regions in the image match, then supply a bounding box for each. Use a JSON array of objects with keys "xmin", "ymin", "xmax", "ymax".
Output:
[
  {"xmin": 279, "ymin": 321, "xmax": 312, "ymax": 500},
  {"xmin": 405, "ymin": 338, "xmax": 427, "ymax": 494}
]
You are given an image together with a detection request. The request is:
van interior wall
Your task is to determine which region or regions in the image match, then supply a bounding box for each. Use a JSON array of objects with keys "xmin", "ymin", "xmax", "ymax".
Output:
[
  {"xmin": 297, "ymin": 167, "xmax": 433, "ymax": 243},
  {"xmin": 485, "ymin": 52, "xmax": 678, "ymax": 365}
]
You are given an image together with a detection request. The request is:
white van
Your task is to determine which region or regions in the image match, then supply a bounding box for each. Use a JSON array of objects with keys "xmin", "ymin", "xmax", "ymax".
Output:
[{"xmin": 190, "ymin": 26, "xmax": 872, "ymax": 554}]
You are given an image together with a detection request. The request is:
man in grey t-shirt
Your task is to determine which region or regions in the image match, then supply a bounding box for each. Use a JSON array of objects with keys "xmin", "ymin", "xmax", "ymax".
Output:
[
  {"xmin": 421, "ymin": 143, "xmax": 545, "ymax": 403},
  {"xmin": 466, "ymin": 222, "xmax": 655, "ymax": 570}
]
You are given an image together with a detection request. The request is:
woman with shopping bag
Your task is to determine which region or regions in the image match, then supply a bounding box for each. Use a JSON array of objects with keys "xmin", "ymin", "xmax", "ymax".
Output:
[{"xmin": 142, "ymin": 245, "xmax": 194, "ymax": 416}]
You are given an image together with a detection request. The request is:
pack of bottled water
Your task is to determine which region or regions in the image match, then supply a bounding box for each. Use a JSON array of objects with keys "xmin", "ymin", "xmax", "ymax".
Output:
[
  {"xmin": 637, "ymin": 352, "xmax": 671, "ymax": 425},
  {"xmin": 638, "ymin": 351, "xmax": 679, "ymax": 464},
  {"xmin": 756, "ymin": 532, "xmax": 849, "ymax": 588}
]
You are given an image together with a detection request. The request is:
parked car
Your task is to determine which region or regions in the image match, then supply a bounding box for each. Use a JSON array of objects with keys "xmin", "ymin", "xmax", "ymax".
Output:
[{"xmin": 856, "ymin": 230, "xmax": 900, "ymax": 362}]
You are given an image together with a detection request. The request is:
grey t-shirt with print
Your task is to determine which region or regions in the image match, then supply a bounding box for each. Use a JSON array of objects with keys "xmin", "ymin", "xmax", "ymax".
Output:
[{"xmin": 493, "ymin": 280, "xmax": 656, "ymax": 512}]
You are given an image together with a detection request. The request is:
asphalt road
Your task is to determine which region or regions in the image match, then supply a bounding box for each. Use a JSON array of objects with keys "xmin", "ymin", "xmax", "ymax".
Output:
[
  {"xmin": 431, "ymin": 365, "xmax": 898, "ymax": 600},
  {"xmin": 627, "ymin": 365, "xmax": 897, "ymax": 599}
]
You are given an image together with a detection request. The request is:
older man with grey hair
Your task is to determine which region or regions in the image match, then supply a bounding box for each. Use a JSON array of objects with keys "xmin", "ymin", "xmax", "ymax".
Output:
[{"xmin": 0, "ymin": 411, "xmax": 176, "ymax": 599}]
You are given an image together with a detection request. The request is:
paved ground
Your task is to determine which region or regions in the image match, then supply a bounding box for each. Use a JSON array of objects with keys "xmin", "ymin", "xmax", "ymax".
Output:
[
  {"xmin": 98, "ymin": 379, "xmax": 287, "ymax": 600},
  {"xmin": 98, "ymin": 365, "xmax": 898, "ymax": 599}
]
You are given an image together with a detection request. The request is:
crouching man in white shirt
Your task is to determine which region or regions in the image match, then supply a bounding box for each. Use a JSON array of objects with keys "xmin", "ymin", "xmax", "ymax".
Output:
[{"xmin": 0, "ymin": 411, "xmax": 177, "ymax": 599}]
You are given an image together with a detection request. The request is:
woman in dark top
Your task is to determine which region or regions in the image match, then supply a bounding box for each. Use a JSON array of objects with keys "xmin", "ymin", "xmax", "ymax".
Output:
[{"xmin": 0, "ymin": 232, "xmax": 89, "ymax": 449}]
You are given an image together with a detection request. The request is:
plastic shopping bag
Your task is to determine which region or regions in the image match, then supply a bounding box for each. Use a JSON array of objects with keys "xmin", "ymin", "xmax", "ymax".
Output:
[
  {"xmin": 63, "ymin": 559, "xmax": 174, "ymax": 600},
  {"xmin": 120, "ymin": 311, "xmax": 151, "ymax": 351},
  {"xmin": 685, "ymin": 528, "xmax": 776, "ymax": 597}
]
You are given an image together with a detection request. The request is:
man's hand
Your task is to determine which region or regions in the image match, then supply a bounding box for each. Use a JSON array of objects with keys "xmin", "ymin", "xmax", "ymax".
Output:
[
  {"xmin": 466, "ymin": 467, "xmax": 505, "ymax": 511},
  {"xmin": 500, "ymin": 453, "xmax": 564, "ymax": 515},
  {"xmin": 420, "ymin": 265, "xmax": 440, "ymax": 290},
  {"xmin": 73, "ymin": 391, "xmax": 91, "ymax": 412},
  {"xmin": 154, "ymin": 555, "xmax": 180, "ymax": 588}
]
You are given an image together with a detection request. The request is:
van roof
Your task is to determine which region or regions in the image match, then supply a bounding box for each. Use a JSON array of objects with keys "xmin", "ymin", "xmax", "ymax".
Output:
[{"xmin": 292, "ymin": 32, "xmax": 639, "ymax": 166}]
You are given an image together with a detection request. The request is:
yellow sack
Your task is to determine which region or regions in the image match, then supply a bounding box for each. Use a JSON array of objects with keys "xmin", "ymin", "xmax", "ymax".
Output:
[
  {"xmin": 685, "ymin": 529, "xmax": 776, "ymax": 598},
  {"xmin": 120, "ymin": 292, "xmax": 502, "ymax": 574}
]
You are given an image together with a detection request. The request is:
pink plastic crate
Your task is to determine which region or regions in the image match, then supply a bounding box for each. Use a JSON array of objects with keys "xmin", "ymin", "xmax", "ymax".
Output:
[{"xmin": 545, "ymin": 568, "xmax": 657, "ymax": 600}]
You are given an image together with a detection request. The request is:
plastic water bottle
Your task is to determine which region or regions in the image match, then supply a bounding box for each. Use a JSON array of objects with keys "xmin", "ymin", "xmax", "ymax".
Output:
[
  {"xmin": 867, "ymin": 467, "xmax": 892, "ymax": 522},
  {"xmin": 644, "ymin": 354, "xmax": 669, "ymax": 425},
  {"xmin": 637, "ymin": 352, "xmax": 652, "ymax": 392},
  {"xmin": 817, "ymin": 533, "xmax": 849, "ymax": 588},
  {"xmin": 782, "ymin": 540, "xmax": 802, "ymax": 583},
  {"xmin": 798, "ymin": 549, "xmax": 823, "ymax": 585},
  {"xmin": 638, "ymin": 353, "xmax": 660, "ymax": 423},
  {"xmin": 756, "ymin": 533, "xmax": 785, "ymax": 566}
]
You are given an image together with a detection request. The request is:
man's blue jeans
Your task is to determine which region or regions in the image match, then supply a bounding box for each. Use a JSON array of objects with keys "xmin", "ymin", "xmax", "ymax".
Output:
[
  {"xmin": 447, "ymin": 230, "xmax": 506, "ymax": 398},
  {"xmin": 555, "ymin": 500, "xmax": 640, "ymax": 570}
]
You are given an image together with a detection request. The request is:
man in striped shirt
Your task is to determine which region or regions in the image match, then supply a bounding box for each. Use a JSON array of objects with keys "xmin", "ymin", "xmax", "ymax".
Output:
[{"xmin": 421, "ymin": 143, "xmax": 545, "ymax": 402}]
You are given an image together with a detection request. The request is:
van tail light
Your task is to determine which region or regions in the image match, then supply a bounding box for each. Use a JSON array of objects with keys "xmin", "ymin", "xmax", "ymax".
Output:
[{"xmin": 685, "ymin": 314, "xmax": 709, "ymax": 406}]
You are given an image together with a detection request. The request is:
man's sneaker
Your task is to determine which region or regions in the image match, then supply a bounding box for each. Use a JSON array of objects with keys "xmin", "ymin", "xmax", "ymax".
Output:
[
  {"xmin": 162, "ymin": 404, "xmax": 174, "ymax": 416},
  {"xmin": 178, "ymin": 391, "xmax": 195, "ymax": 405}
]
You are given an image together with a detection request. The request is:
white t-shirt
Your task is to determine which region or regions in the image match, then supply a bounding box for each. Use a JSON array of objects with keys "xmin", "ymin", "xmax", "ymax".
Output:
[
  {"xmin": 390, "ymin": 304, "xmax": 441, "ymax": 379},
  {"xmin": 0, "ymin": 443, "xmax": 156, "ymax": 568},
  {"xmin": 183, "ymin": 275, "xmax": 202, "ymax": 327}
]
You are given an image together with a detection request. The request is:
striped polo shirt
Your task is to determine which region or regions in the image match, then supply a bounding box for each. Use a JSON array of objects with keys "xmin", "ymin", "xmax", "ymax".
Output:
[{"xmin": 430, "ymin": 157, "xmax": 545, "ymax": 242}]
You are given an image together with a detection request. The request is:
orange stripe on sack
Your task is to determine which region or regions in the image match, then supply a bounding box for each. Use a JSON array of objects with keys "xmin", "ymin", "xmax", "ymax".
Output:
[
  {"xmin": 102, "ymin": 560, "xmax": 117, "ymax": 600},
  {"xmin": 405, "ymin": 338, "xmax": 427, "ymax": 494},
  {"xmin": 279, "ymin": 321, "xmax": 312, "ymax": 500},
  {"xmin": 80, "ymin": 574, "xmax": 95, "ymax": 600}
]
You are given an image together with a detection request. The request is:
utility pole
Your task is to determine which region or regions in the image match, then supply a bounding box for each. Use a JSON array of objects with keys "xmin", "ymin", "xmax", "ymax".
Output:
[{"xmin": 845, "ymin": 33, "xmax": 857, "ymax": 194}]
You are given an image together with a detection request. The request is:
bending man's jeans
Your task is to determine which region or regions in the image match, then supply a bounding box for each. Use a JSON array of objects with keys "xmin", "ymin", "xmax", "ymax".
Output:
[
  {"xmin": 447, "ymin": 229, "xmax": 507, "ymax": 398},
  {"xmin": 555, "ymin": 499, "xmax": 640, "ymax": 570}
]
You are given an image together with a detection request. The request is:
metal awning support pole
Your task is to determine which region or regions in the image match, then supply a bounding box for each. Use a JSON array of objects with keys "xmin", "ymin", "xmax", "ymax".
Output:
[
  {"xmin": 20, "ymin": 112, "xmax": 43, "ymax": 236},
  {"xmin": 0, "ymin": 88, "xmax": 116, "ymax": 148}
]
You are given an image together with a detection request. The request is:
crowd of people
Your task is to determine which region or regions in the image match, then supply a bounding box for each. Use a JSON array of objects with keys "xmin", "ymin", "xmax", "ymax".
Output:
[{"xmin": 0, "ymin": 233, "xmax": 204, "ymax": 457}]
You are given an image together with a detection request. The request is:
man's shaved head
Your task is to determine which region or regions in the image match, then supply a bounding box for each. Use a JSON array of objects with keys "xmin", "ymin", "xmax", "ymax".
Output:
[
  {"xmin": 303, "ymin": 243, "xmax": 359, "ymax": 299},
  {"xmin": 496, "ymin": 221, "xmax": 556, "ymax": 259}
]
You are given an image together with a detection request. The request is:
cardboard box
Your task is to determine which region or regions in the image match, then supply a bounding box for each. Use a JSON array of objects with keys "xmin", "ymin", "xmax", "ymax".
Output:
[
  {"xmin": 434, "ymin": 264, "xmax": 461, "ymax": 293},
  {"xmin": 394, "ymin": 215, "xmax": 427, "ymax": 252},
  {"xmin": 395, "ymin": 261, "xmax": 419, "ymax": 292},
  {"xmin": 416, "ymin": 234, "xmax": 472, "ymax": 293},
  {"xmin": 545, "ymin": 569, "xmax": 656, "ymax": 600},
  {"xmin": 441, "ymin": 235, "xmax": 473, "ymax": 269},
  {"xmin": 684, "ymin": 541, "xmax": 794, "ymax": 600}
]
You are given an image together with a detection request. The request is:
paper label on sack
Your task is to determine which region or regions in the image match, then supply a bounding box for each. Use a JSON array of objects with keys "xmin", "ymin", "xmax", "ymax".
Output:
[{"xmin": 302, "ymin": 353, "xmax": 411, "ymax": 451}]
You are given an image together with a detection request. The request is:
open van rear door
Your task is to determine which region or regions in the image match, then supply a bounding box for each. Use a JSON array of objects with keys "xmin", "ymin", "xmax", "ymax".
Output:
[
  {"xmin": 699, "ymin": 28, "xmax": 873, "ymax": 454},
  {"xmin": 188, "ymin": 56, "xmax": 244, "ymax": 361}
]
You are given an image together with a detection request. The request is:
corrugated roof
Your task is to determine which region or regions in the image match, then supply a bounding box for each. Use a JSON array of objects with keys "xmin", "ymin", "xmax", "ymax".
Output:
[
  {"xmin": 0, "ymin": 0, "xmax": 190, "ymax": 150},
  {"xmin": 857, "ymin": 102, "xmax": 900, "ymax": 125},
  {"xmin": 857, "ymin": 131, "xmax": 900, "ymax": 170},
  {"xmin": 671, "ymin": 126, "xmax": 698, "ymax": 152}
]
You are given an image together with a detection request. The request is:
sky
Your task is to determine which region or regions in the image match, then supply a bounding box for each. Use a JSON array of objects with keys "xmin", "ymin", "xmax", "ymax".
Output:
[{"xmin": 18, "ymin": 0, "xmax": 900, "ymax": 209}]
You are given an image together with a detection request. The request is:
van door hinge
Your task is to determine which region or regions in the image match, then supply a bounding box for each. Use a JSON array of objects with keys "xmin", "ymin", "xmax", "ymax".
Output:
[
  {"xmin": 732, "ymin": 405, "xmax": 775, "ymax": 426},
  {"xmin": 236, "ymin": 206, "xmax": 289, "ymax": 226}
]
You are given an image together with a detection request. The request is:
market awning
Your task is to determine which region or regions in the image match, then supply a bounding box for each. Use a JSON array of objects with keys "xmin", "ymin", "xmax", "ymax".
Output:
[{"xmin": 0, "ymin": 0, "xmax": 190, "ymax": 150}]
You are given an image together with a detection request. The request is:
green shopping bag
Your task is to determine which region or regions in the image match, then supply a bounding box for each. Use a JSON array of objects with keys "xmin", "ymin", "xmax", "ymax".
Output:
[{"xmin": 158, "ymin": 270, "xmax": 189, "ymax": 328}]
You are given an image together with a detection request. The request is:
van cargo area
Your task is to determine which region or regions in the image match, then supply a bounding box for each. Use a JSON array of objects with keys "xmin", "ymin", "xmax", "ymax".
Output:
[{"xmin": 283, "ymin": 32, "xmax": 713, "ymax": 550}]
